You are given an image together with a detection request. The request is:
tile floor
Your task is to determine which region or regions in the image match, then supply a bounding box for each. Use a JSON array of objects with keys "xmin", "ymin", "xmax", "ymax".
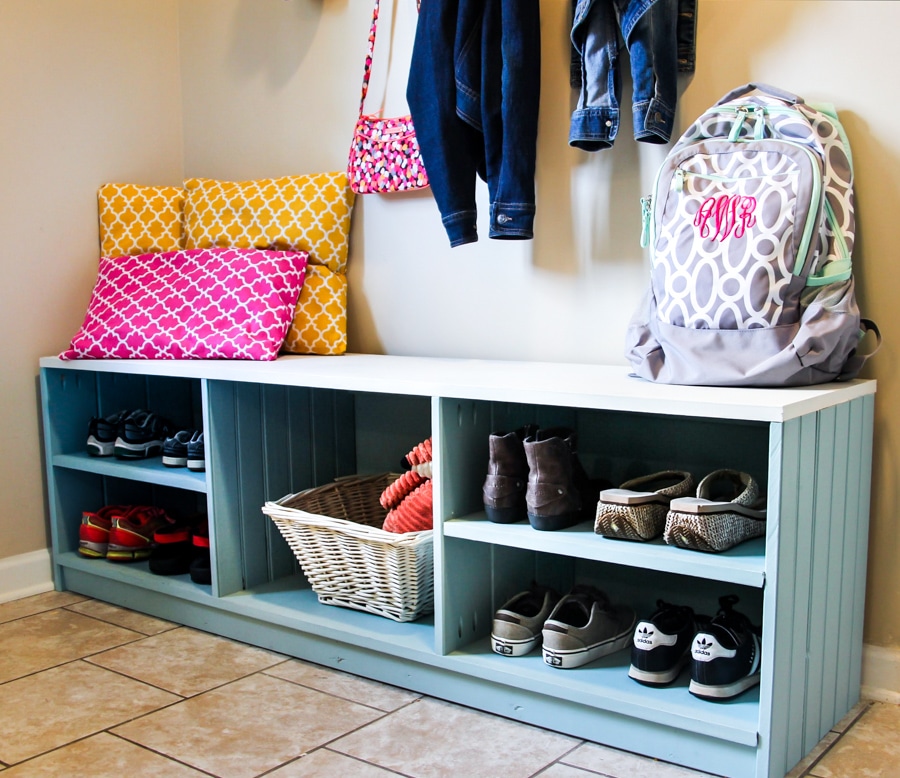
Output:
[{"xmin": 1, "ymin": 590, "xmax": 897, "ymax": 778}]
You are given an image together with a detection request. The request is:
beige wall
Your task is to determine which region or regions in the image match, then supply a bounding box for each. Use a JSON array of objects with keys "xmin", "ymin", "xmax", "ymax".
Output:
[
  {"xmin": 3, "ymin": 0, "xmax": 899, "ymax": 651},
  {"xmin": 0, "ymin": 0, "xmax": 184, "ymax": 558}
]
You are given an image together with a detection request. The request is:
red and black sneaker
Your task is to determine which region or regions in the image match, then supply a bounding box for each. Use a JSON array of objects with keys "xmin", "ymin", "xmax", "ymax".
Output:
[
  {"xmin": 78, "ymin": 505, "xmax": 130, "ymax": 558},
  {"xmin": 106, "ymin": 505, "xmax": 174, "ymax": 562},
  {"xmin": 149, "ymin": 522, "xmax": 196, "ymax": 575},
  {"xmin": 189, "ymin": 521, "xmax": 212, "ymax": 585}
]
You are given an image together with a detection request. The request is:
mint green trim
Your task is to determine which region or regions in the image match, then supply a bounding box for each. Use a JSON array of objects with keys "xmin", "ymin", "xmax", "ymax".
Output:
[
  {"xmin": 754, "ymin": 110, "xmax": 766, "ymax": 140},
  {"xmin": 806, "ymin": 199, "xmax": 853, "ymax": 286},
  {"xmin": 806, "ymin": 260, "xmax": 852, "ymax": 286},
  {"xmin": 640, "ymin": 196, "xmax": 652, "ymax": 248},
  {"xmin": 825, "ymin": 197, "xmax": 850, "ymax": 263},
  {"xmin": 728, "ymin": 108, "xmax": 748, "ymax": 142},
  {"xmin": 717, "ymin": 103, "xmax": 855, "ymax": 175},
  {"xmin": 790, "ymin": 143, "xmax": 823, "ymax": 276}
]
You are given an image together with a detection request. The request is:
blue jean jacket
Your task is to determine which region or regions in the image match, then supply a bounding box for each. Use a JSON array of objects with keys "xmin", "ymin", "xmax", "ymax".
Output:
[
  {"xmin": 570, "ymin": 0, "xmax": 696, "ymax": 151},
  {"xmin": 407, "ymin": 0, "xmax": 541, "ymax": 247}
]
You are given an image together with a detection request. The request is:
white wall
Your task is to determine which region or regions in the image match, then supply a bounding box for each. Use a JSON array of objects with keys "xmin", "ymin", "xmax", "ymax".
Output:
[
  {"xmin": 178, "ymin": 0, "xmax": 660, "ymax": 363},
  {"xmin": 0, "ymin": 0, "xmax": 184, "ymax": 561}
]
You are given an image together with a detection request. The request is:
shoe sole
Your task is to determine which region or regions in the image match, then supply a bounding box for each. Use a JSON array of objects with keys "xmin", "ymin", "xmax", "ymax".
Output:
[
  {"xmin": 114, "ymin": 440, "xmax": 163, "ymax": 459},
  {"xmin": 527, "ymin": 512, "xmax": 582, "ymax": 532},
  {"xmin": 628, "ymin": 655, "xmax": 688, "ymax": 686},
  {"xmin": 107, "ymin": 546, "xmax": 152, "ymax": 562},
  {"xmin": 86, "ymin": 436, "xmax": 115, "ymax": 457},
  {"xmin": 543, "ymin": 624, "xmax": 634, "ymax": 669},
  {"xmin": 162, "ymin": 455, "xmax": 187, "ymax": 467},
  {"xmin": 78, "ymin": 542, "xmax": 107, "ymax": 558},
  {"xmin": 689, "ymin": 672, "xmax": 760, "ymax": 701},
  {"xmin": 187, "ymin": 460, "xmax": 205, "ymax": 471},
  {"xmin": 491, "ymin": 633, "xmax": 540, "ymax": 657}
]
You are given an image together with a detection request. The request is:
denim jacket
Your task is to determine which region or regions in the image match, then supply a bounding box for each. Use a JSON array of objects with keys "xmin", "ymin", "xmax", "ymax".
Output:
[
  {"xmin": 407, "ymin": 0, "xmax": 541, "ymax": 247},
  {"xmin": 570, "ymin": 0, "xmax": 697, "ymax": 151}
]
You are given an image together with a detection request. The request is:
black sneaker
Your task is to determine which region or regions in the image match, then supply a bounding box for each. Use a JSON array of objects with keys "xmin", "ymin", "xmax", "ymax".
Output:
[
  {"xmin": 629, "ymin": 600, "xmax": 709, "ymax": 686},
  {"xmin": 162, "ymin": 430, "xmax": 197, "ymax": 467},
  {"xmin": 86, "ymin": 409, "xmax": 131, "ymax": 457},
  {"xmin": 114, "ymin": 411, "xmax": 175, "ymax": 459},
  {"xmin": 186, "ymin": 431, "xmax": 205, "ymax": 472},
  {"xmin": 689, "ymin": 595, "xmax": 761, "ymax": 701}
]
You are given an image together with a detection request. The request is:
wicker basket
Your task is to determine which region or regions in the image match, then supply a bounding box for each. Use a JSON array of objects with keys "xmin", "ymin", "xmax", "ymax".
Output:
[{"xmin": 262, "ymin": 473, "xmax": 434, "ymax": 622}]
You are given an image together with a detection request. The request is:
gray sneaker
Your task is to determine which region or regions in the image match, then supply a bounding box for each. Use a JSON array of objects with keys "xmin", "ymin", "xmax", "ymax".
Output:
[
  {"xmin": 542, "ymin": 585, "xmax": 636, "ymax": 669},
  {"xmin": 491, "ymin": 585, "xmax": 561, "ymax": 657}
]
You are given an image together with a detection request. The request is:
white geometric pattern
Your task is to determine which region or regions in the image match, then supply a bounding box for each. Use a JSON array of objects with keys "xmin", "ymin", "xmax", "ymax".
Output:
[
  {"xmin": 98, "ymin": 183, "xmax": 185, "ymax": 257},
  {"xmin": 654, "ymin": 147, "xmax": 804, "ymax": 329},
  {"xmin": 60, "ymin": 248, "xmax": 307, "ymax": 361},
  {"xmin": 677, "ymin": 97, "xmax": 855, "ymax": 279}
]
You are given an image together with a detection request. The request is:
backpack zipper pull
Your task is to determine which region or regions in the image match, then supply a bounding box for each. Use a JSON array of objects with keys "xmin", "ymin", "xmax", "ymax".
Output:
[
  {"xmin": 729, "ymin": 106, "xmax": 749, "ymax": 142},
  {"xmin": 640, "ymin": 196, "xmax": 652, "ymax": 247},
  {"xmin": 754, "ymin": 106, "xmax": 766, "ymax": 140},
  {"xmin": 672, "ymin": 168, "xmax": 686, "ymax": 193}
]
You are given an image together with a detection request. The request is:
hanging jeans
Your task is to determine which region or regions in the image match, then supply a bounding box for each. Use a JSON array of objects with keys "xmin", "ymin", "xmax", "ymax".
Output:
[
  {"xmin": 570, "ymin": 0, "xmax": 694, "ymax": 151},
  {"xmin": 407, "ymin": 0, "xmax": 541, "ymax": 247}
]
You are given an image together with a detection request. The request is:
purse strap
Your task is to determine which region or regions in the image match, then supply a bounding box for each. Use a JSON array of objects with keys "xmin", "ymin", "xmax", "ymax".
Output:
[{"xmin": 357, "ymin": 0, "xmax": 419, "ymax": 118}]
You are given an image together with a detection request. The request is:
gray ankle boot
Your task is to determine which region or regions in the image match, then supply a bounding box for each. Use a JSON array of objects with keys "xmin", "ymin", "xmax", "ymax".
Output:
[
  {"xmin": 482, "ymin": 425, "xmax": 536, "ymax": 524},
  {"xmin": 524, "ymin": 427, "xmax": 592, "ymax": 531}
]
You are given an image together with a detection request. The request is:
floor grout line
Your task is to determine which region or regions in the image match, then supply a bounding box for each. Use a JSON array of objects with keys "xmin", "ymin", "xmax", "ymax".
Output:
[{"xmin": 2, "ymin": 598, "xmax": 897, "ymax": 778}]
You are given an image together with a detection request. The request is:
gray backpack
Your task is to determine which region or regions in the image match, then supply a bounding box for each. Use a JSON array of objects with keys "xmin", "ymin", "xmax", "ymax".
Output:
[{"xmin": 625, "ymin": 83, "xmax": 879, "ymax": 387}]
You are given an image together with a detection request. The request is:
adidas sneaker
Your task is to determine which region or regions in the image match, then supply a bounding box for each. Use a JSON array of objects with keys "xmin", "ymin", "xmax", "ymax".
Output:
[
  {"xmin": 629, "ymin": 600, "xmax": 709, "ymax": 686},
  {"xmin": 689, "ymin": 595, "xmax": 761, "ymax": 701}
]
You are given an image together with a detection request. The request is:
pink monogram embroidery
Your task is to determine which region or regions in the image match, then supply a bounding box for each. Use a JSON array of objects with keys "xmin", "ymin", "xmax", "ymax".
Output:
[{"xmin": 695, "ymin": 194, "xmax": 757, "ymax": 241}]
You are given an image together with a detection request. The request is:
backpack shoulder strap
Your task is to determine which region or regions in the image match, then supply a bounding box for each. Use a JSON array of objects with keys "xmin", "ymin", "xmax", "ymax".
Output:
[{"xmin": 839, "ymin": 320, "xmax": 882, "ymax": 380}]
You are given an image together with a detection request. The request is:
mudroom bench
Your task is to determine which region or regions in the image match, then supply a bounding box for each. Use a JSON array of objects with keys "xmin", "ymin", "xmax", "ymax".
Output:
[{"xmin": 39, "ymin": 353, "xmax": 876, "ymax": 778}]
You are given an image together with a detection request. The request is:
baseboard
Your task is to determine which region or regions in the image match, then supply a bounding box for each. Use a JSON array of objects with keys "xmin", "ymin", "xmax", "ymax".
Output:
[
  {"xmin": 0, "ymin": 549, "xmax": 55, "ymax": 604},
  {"xmin": 861, "ymin": 644, "xmax": 900, "ymax": 704}
]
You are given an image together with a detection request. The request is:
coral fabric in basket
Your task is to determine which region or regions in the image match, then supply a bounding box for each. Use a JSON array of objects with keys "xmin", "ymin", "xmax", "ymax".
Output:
[{"xmin": 60, "ymin": 247, "xmax": 308, "ymax": 361}]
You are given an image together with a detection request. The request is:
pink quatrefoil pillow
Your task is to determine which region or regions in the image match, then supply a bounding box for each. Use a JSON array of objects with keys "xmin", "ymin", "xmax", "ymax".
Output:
[{"xmin": 60, "ymin": 247, "xmax": 308, "ymax": 361}]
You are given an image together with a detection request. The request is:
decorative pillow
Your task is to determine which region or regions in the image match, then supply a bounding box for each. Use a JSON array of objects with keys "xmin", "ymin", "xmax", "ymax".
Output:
[
  {"xmin": 60, "ymin": 247, "xmax": 307, "ymax": 361},
  {"xmin": 282, "ymin": 264, "xmax": 348, "ymax": 355},
  {"xmin": 98, "ymin": 183, "xmax": 185, "ymax": 257},
  {"xmin": 183, "ymin": 172, "xmax": 354, "ymax": 274}
]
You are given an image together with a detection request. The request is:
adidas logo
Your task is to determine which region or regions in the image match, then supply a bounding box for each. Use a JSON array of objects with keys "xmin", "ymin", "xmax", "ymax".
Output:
[
  {"xmin": 635, "ymin": 626, "xmax": 655, "ymax": 646},
  {"xmin": 694, "ymin": 637, "xmax": 714, "ymax": 656}
]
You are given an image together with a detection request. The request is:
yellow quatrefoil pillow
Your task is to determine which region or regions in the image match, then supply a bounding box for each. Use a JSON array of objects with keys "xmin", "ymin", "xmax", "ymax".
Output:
[
  {"xmin": 283, "ymin": 264, "xmax": 348, "ymax": 355},
  {"xmin": 182, "ymin": 172, "xmax": 354, "ymax": 355},
  {"xmin": 182, "ymin": 172, "xmax": 354, "ymax": 275},
  {"xmin": 98, "ymin": 183, "xmax": 185, "ymax": 257}
]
